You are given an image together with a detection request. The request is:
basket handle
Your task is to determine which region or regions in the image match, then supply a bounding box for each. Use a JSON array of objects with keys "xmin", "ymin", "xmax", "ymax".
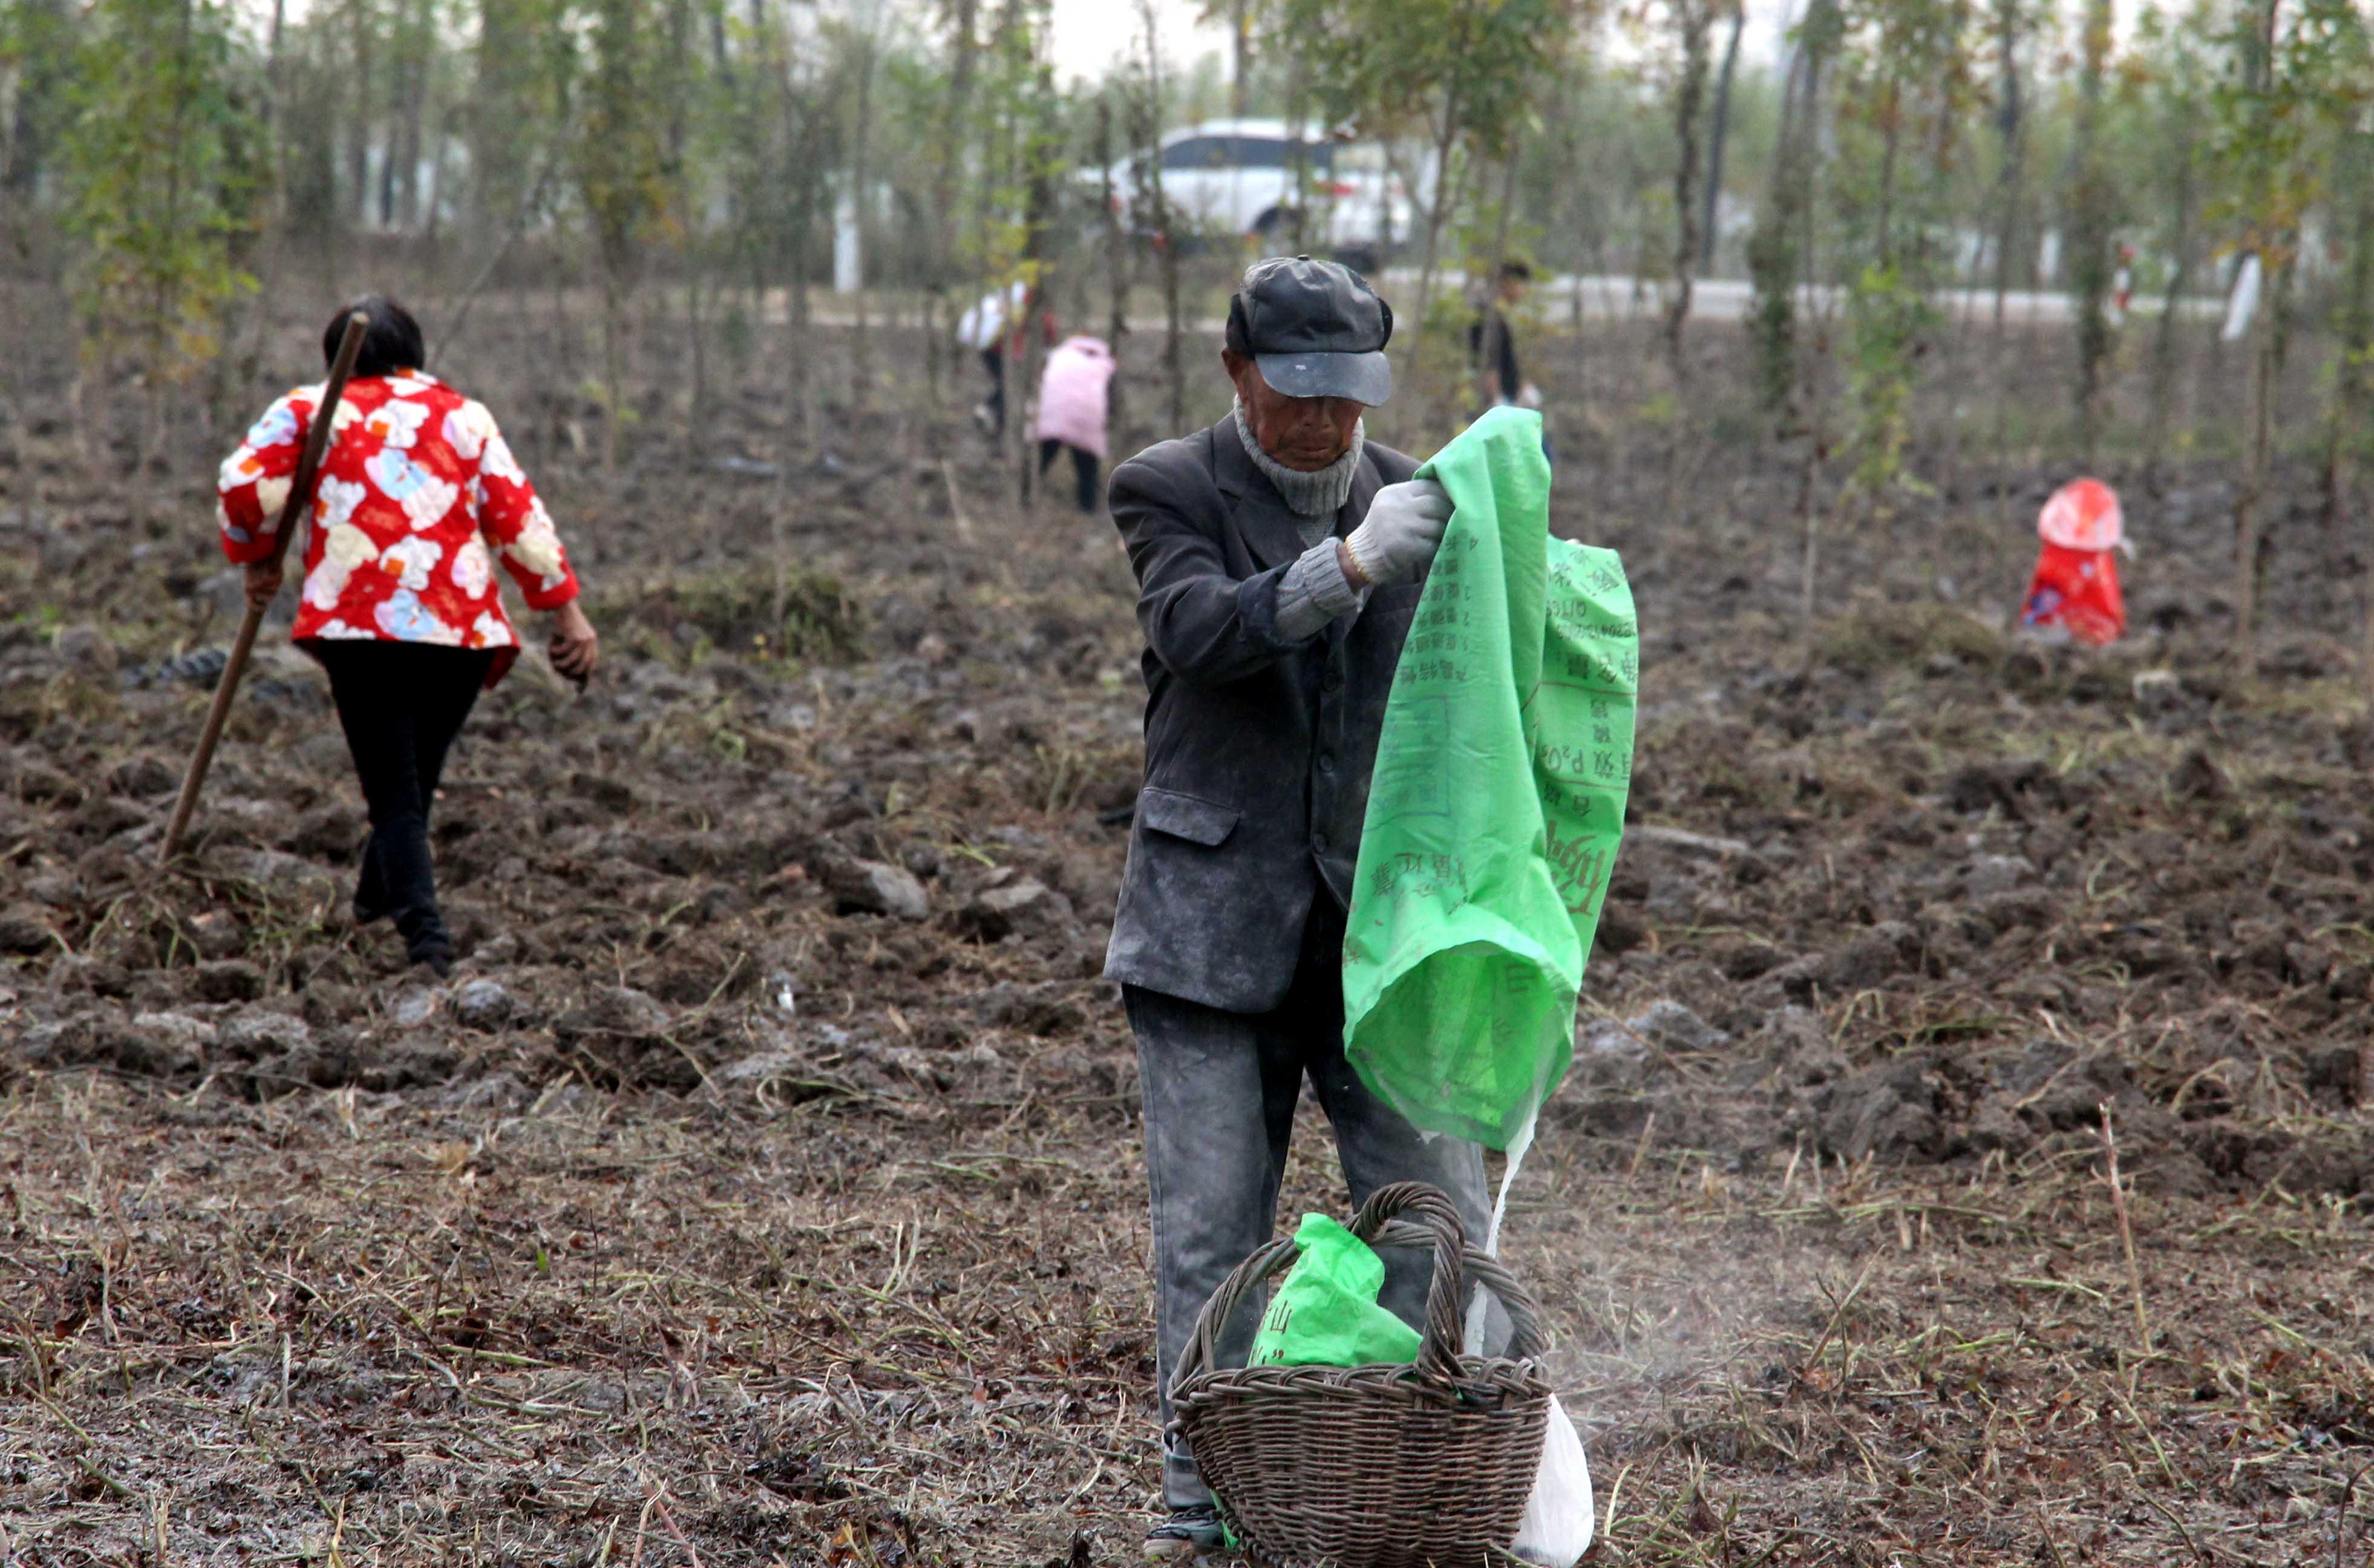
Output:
[
  {"xmin": 1347, "ymin": 1181, "xmax": 1473, "ymax": 1388},
  {"xmin": 1167, "ymin": 1181, "xmax": 1544, "ymax": 1406},
  {"xmin": 1171, "ymin": 1230, "xmax": 1302, "ymax": 1401},
  {"xmin": 1367, "ymin": 1218, "xmax": 1551, "ymax": 1364}
]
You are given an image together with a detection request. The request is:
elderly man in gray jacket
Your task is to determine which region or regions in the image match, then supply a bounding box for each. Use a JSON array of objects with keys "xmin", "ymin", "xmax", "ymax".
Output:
[{"xmin": 1105, "ymin": 256, "xmax": 1490, "ymax": 1558}]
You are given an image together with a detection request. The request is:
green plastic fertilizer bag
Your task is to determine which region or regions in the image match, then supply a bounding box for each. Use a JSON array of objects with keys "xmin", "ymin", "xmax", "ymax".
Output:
[
  {"xmin": 1344, "ymin": 407, "xmax": 1636, "ymax": 1255},
  {"xmin": 1246, "ymin": 1214, "xmax": 1422, "ymax": 1369}
]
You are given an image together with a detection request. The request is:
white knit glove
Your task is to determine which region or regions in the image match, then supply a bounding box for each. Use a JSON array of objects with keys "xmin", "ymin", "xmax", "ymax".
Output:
[{"xmin": 1342, "ymin": 478, "xmax": 1453, "ymax": 587}]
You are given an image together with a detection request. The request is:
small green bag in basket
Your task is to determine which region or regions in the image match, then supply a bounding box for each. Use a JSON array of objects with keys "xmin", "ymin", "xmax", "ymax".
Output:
[{"xmin": 1247, "ymin": 1213, "xmax": 1421, "ymax": 1369}]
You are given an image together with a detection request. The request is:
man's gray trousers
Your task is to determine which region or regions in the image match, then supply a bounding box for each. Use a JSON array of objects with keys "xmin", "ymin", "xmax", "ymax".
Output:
[{"xmin": 1125, "ymin": 906, "xmax": 1491, "ymax": 1513}]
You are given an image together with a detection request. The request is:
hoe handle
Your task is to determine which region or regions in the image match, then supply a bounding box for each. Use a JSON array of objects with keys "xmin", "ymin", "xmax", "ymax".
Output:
[{"xmin": 159, "ymin": 310, "xmax": 370, "ymax": 867}]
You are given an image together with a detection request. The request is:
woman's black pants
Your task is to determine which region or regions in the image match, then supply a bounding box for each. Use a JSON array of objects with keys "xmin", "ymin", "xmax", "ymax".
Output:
[
  {"xmin": 315, "ymin": 642, "xmax": 494, "ymax": 964},
  {"xmin": 1038, "ymin": 439, "xmax": 1100, "ymax": 514}
]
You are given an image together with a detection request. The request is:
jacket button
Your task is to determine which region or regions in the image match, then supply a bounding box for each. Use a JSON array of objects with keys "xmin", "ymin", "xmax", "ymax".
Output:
[
  {"xmin": 1322, "ymin": 669, "xmax": 1343, "ymax": 693},
  {"xmin": 1313, "ymin": 832, "xmax": 1331, "ymax": 855},
  {"xmin": 1319, "ymin": 753, "xmax": 1336, "ymax": 775}
]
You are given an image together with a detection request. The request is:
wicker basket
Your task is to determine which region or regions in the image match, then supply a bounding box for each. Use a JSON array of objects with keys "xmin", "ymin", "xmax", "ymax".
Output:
[{"xmin": 1169, "ymin": 1181, "xmax": 1552, "ymax": 1568}]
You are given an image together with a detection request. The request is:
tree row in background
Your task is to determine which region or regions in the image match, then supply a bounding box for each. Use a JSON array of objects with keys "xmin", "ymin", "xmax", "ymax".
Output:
[{"xmin": 7, "ymin": 0, "xmax": 2374, "ymax": 676}]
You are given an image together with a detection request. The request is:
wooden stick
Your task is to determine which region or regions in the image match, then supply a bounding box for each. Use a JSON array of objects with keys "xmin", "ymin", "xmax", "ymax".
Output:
[{"xmin": 159, "ymin": 310, "xmax": 370, "ymax": 867}]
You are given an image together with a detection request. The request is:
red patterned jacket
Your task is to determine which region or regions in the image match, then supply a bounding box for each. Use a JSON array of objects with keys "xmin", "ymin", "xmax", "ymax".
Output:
[{"xmin": 217, "ymin": 371, "xmax": 580, "ymax": 687}]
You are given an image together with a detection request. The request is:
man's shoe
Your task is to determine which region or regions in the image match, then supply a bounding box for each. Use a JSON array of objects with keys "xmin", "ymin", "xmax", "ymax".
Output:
[{"xmin": 1143, "ymin": 1504, "xmax": 1227, "ymax": 1560}]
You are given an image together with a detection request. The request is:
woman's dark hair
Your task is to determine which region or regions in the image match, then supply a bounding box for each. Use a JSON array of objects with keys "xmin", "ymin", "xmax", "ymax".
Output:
[{"xmin": 323, "ymin": 295, "xmax": 425, "ymax": 378}]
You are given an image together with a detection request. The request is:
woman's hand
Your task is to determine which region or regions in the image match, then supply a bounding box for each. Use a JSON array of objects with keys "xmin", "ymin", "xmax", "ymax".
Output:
[
  {"xmin": 243, "ymin": 561, "xmax": 283, "ymax": 610},
  {"xmin": 548, "ymin": 599, "xmax": 599, "ymax": 685}
]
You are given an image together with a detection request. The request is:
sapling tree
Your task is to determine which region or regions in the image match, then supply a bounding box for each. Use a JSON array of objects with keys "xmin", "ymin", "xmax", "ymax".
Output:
[
  {"xmin": 1096, "ymin": 91, "xmax": 1130, "ymax": 443},
  {"xmin": 927, "ymin": 0, "xmax": 980, "ymax": 409},
  {"xmin": 1130, "ymin": 0, "xmax": 1183, "ymax": 434},
  {"xmin": 1828, "ymin": 0, "xmax": 1969, "ymax": 509},
  {"xmin": 577, "ymin": 0, "xmax": 672, "ymax": 477},
  {"xmin": 1, "ymin": 0, "xmax": 79, "ymax": 446},
  {"xmin": 1985, "ymin": 0, "xmax": 2029, "ymax": 513},
  {"xmin": 2301, "ymin": 4, "xmax": 2374, "ymax": 524},
  {"xmin": 2285, "ymin": 1, "xmax": 2374, "ymax": 693},
  {"xmin": 963, "ymin": 0, "xmax": 1062, "ymax": 497},
  {"xmin": 1701, "ymin": 0, "xmax": 1745, "ymax": 271},
  {"xmin": 1748, "ymin": 0, "xmax": 1841, "ymax": 437},
  {"xmin": 60, "ymin": 0, "xmax": 261, "ymax": 472},
  {"xmin": 2067, "ymin": 0, "xmax": 2116, "ymax": 464},
  {"xmin": 2, "ymin": 0, "xmax": 76, "ymax": 204},
  {"xmin": 2208, "ymin": 0, "xmax": 2340, "ymax": 670},
  {"xmin": 1267, "ymin": 0, "xmax": 1577, "ymax": 390},
  {"xmin": 2137, "ymin": 0, "xmax": 2214, "ymax": 482},
  {"xmin": 1663, "ymin": 0, "xmax": 1714, "ymax": 411}
]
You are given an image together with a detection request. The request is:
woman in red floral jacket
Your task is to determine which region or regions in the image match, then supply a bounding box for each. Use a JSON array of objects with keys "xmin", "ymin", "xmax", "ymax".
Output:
[{"xmin": 218, "ymin": 296, "xmax": 599, "ymax": 974}]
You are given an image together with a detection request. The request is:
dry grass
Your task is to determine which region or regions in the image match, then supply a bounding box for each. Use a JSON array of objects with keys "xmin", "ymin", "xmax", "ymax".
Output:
[{"xmin": 4, "ymin": 1075, "xmax": 2370, "ymax": 1565}]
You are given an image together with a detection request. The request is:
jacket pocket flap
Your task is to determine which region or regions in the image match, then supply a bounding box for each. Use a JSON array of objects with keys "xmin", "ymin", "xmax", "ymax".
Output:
[{"xmin": 1137, "ymin": 788, "xmax": 1240, "ymax": 847}]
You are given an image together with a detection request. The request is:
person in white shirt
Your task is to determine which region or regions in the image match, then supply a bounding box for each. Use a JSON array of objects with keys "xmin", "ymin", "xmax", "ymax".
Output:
[{"xmin": 958, "ymin": 280, "xmax": 1053, "ymax": 436}]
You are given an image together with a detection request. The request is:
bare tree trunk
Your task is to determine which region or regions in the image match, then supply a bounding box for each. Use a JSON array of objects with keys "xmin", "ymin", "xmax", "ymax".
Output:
[
  {"xmin": 2143, "ymin": 114, "xmax": 2196, "ymax": 487},
  {"xmin": 396, "ymin": 0, "xmax": 430, "ymax": 230},
  {"xmin": 793, "ymin": 253, "xmax": 816, "ymax": 453},
  {"xmin": 1794, "ymin": 34, "xmax": 1834, "ymax": 629},
  {"xmin": 140, "ymin": 0, "xmax": 200, "ymax": 495},
  {"xmin": 1014, "ymin": 115, "xmax": 1056, "ymax": 506},
  {"xmin": 2068, "ymin": 0, "xmax": 2114, "ymax": 468},
  {"xmin": 2235, "ymin": 260, "xmax": 2275, "ymax": 673},
  {"xmin": 2232, "ymin": 0, "xmax": 2279, "ymax": 676},
  {"xmin": 1665, "ymin": 0, "xmax": 1710, "ymax": 390},
  {"xmin": 1099, "ymin": 94, "xmax": 1130, "ymax": 445},
  {"xmin": 348, "ymin": 0, "xmax": 374, "ymax": 229},
  {"xmin": 600, "ymin": 269, "xmax": 625, "ymax": 479},
  {"xmin": 848, "ymin": 33, "xmax": 874, "ymax": 419},
  {"xmin": 1230, "ymin": 0, "xmax": 1251, "ymax": 118},
  {"xmin": 929, "ymin": 0, "xmax": 979, "ymax": 414},
  {"xmin": 686, "ymin": 252, "xmax": 711, "ymax": 439},
  {"xmin": 2323, "ymin": 126, "xmax": 2374, "ymax": 529},
  {"xmin": 1664, "ymin": 0, "xmax": 1712, "ymax": 495},
  {"xmin": 1569, "ymin": 165, "xmax": 1589, "ymax": 394},
  {"xmin": 1402, "ymin": 79, "xmax": 1466, "ymax": 392},
  {"xmin": 1134, "ymin": 2, "xmax": 1186, "ymax": 433},
  {"xmin": 1700, "ymin": 0, "xmax": 1744, "ymax": 273},
  {"xmin": 2313, "ymin": 135, "xmax": 2373, "ymax": 702},
  {"xmin": 1989, "ymin": 0, "xmax": 2022, "ymax": 523},
  {"xmin": 1748, "ymin": 10, "xmax": 1817, "ymax": 440},
  {"xmin": 1158, "ymin": 224, "xmax": 1184, "ymax": 434}
]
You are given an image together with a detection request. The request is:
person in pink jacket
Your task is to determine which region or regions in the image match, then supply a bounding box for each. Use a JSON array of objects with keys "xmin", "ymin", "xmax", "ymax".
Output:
[{"xmin": 1033, "ymin": 335, "xmax": 1117, "ymax": 514}]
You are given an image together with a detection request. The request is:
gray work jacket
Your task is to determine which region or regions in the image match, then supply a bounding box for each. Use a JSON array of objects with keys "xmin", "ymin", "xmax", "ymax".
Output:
[{"xmin": 1103, "ymin": 417, "xmax": 1423, "ymax": 1014}]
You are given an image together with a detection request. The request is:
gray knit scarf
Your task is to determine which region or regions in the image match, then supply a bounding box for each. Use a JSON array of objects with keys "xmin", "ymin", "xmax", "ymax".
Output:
[{"xmin": 1233, "ymin": 397, "xmax": 1365, "ymax": 523}]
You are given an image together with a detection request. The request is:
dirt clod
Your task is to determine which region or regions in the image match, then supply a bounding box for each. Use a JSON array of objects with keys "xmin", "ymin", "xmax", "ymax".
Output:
[
  {"xmin": 2168, "ymin": 745, "xmax": 2234, "ymax": 802},
  {"xmin": 824, "ymin": 857, "xmax": 932, "ymax": 920},
  {"xmin": 194, "ymin": 958, "xmax": 267, "ymax": 1002}
]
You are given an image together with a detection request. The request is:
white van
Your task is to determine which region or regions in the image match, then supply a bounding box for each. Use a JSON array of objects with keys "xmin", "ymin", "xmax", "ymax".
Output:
[{"xmin": 1096, "ymin": 119, "xmax": 1413, "ymax": 269}]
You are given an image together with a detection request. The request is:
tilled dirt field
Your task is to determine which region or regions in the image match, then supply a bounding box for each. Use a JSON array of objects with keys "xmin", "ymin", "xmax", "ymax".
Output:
[{"xmin": 4, "ymin": 295, "xmax": 2373, "ymax": 1565}]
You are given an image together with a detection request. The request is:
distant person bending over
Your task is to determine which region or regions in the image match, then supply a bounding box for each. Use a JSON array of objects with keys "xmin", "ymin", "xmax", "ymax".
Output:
[
  {"xmin": 217, "ymin": 295, "xmax": 598, "ymax": 976},
  {"xmin": 1104, "ymin": 256, "xmax": 1485, "ymax": 1560},
  {"xmin": 1033, "ymin": 334, "xmax": 1117, "ymax": 515},
  {"xmin": 960, "ymin": 279, "xmax": 1058, "ymax": 437}
]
